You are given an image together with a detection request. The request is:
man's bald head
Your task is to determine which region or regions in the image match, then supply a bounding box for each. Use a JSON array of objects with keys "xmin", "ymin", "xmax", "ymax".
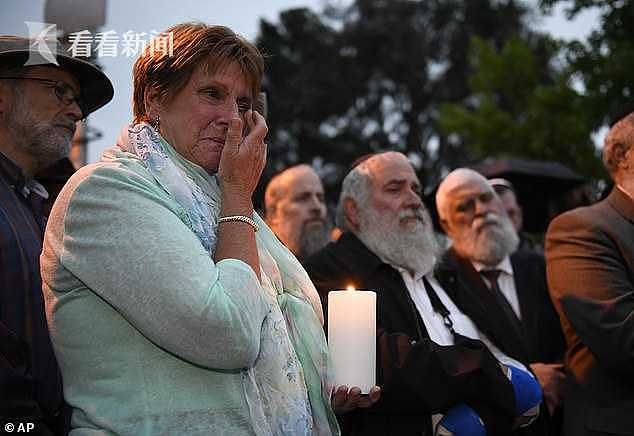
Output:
[{"xmin": 264, "ymin": 164, "xmax": 328, "ymax": 259}]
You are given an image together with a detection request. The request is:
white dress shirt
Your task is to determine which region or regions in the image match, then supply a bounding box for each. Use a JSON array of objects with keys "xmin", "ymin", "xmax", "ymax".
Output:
[
  {"xmin": 395, "ymin": 265, "xmax": 527, "ymax": 371},
  {"xmin": 472, "ymin": 256, "xmax": 522, "ymax": 320},
  {"xmin": 396, "ymin": 268, "xmax": 480, "ymax": 346}
]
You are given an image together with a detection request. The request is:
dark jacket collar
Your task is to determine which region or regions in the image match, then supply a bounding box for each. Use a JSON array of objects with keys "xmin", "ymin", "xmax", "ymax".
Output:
[
  {"xmin": 0, "ymin": 152, "xmax": 48, "ymax": 199},
  {"xmin": 436, "ymin": 246, "xmax": 530, "ymax": 363},
  {"xmin": 336, "ymin": 231, "xmax": 387, "ymax": 275}
]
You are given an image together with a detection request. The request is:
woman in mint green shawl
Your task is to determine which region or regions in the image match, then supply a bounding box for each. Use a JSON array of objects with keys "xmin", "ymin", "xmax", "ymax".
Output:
[{"xmin": 41, "ymin": 23, "xmax": 377, "ymax": 436}]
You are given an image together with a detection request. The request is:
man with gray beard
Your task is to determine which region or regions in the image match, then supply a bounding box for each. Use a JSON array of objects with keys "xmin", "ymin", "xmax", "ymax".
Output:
[
  {"xmin": 305, "ymin": 152, "xmax": 537, "ymax": 436},
  {"xmin": 0, "ymin": 36, "xmax": 113, "ymax": 434},
  {"xmin": 435, "ymin": 168, "xmax": 566, "ymax": 436},
  {"xmin": 265, "ymin": 164, "xmax": 331, "ymax": 262}
]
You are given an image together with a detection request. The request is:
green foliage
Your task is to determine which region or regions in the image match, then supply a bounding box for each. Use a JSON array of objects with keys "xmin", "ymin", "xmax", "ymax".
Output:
[
  {"xmin": 539, "ymin": 0, "xmax": 634, "ymax": 126},
  {"xmin": 439, "ymin": 36, "xmax": 602, "ymax": 178},
  {"xmin": 255, "ymin": 0, "xmax": 532, "ymax": 202}
]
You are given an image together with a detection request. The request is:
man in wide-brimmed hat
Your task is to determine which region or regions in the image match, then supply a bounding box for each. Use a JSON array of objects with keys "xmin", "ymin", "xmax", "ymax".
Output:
[{"xmin": 0, "ymin": 35, "xmax": 113, "ymax": 435}]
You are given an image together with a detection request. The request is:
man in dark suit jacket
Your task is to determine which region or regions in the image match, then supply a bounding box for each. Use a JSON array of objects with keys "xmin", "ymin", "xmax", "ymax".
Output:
[
  {"xmin": 0, "ymin": 35, "xmax": 113, "ymax": 435},
  {"xmin": 545, "ymin": 112, "xmax": 634, "ymax": 436},
  {"xmin": 435, "ymin": 169, "xmax": 566, "ymax": 435},
  {"xmin": 305, "ymin": 152, "xmax": 538, "ymax": 436}
]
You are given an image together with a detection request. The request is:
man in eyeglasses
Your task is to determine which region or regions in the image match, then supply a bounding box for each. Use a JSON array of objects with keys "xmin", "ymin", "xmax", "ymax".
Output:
[
  {"xmin": 435, "ymin": 168, "xmax": 566, "ymax": 435},
  {"xmin": 0, "ymin": 35, "xmax": 113, "ymax": 435}
]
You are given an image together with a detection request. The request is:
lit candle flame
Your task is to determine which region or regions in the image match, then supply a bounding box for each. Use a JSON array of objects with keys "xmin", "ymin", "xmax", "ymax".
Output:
[{"xmin": 346, "ymin": 285, "xmax": 356, "ymax": 291}]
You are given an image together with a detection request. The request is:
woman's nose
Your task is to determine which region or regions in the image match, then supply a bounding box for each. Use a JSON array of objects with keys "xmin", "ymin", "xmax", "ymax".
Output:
[{"xmin": 217, "ymin": 101, "xmax": 241, "ymax": 124}]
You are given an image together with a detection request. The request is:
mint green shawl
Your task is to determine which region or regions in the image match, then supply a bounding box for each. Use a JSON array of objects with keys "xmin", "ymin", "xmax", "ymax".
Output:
[{"xmin": 118, "ymin": 123, "xmax": 339, "ymax": 435}]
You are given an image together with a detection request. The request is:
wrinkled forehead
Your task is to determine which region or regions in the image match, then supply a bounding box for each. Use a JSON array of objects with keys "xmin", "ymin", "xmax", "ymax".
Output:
[
  {"xmin": 293, "ymin": 170, "xmax": 324, "ymax": 193},
  {"xmin": 436, "ymin": 169, "xmax": 496, "ymax": 217},
  {"xmin": 196, "ymin": 58, "xmax": 258, "ymax": 99},
  {"xmin": 278, "ymin": 165, "xmax": 323, "ymax": 195},
  {"xmin": 449, "ymin": 179, "xmax": 492, "ymax": 201},
  {"xmin": 365, "ymin": 153, "xmax": 419, "ymax": 186},
  {"xmin": 445, "ymin": 170, "xmax": 492, "ymax": 199}
]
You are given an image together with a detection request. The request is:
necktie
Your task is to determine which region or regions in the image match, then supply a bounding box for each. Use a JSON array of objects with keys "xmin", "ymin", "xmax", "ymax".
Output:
[{"xmin": 480, "ymin": 269, "xmax": 523, "ymax": 337}]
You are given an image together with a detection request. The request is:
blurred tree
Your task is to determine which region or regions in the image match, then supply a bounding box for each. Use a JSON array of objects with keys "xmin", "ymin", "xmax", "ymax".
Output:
[
  {"xmin": 439, "ymin": 36, "xmax": 602, "ymax": 178},
  {"xmin": 539, "ymin": 0, "xmax": 634, "ymax": 127},
  {"xmin": 255, "ymin": 0, "xmax": 534, "ymax": 208}
]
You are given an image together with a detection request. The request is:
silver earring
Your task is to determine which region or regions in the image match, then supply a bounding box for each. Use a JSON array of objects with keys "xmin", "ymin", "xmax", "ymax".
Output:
[{"xmin": 152, "ymin": 114, "xmax": 160, "ymax": 130}]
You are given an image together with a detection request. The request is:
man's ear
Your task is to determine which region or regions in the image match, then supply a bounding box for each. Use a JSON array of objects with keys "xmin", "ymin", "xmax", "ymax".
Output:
[
  {"xmin": 343, "ymin": 198, "xmax": 360, "ymax": 231},
  {"xmin": 439, "ymin": 217, "xmax": 451, "ymax": 237},
  {"xmin": 618, "ymin": 146, "xmax": 633, "ymax": 171}
]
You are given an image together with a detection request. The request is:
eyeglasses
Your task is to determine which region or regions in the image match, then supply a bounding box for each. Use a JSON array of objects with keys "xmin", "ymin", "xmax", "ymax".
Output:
[{"xmin": 0, "ymin": 76, "xmax": 84, "ymax": 116}]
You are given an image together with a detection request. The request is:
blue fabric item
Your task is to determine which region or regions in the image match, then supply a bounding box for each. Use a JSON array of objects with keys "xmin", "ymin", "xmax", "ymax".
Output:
[
  {"xmin": 508, "ymin": 365, "xmax": 542, "ymax": 415},
  {"xmin": 437, "ymin": 405, "xmax": 487, "ymax": 436}
]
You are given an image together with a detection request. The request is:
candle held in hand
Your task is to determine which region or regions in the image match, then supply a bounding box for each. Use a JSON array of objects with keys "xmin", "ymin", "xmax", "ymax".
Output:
[{"xmin": 328, "ymin": 287, "xmax": 376, "ymax": 393}]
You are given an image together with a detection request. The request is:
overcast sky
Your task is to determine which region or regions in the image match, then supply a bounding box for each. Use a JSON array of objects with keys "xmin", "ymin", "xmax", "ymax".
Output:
[{"xmin": 2, "ymin": 0, "xmax": 601, "ymax": 162}]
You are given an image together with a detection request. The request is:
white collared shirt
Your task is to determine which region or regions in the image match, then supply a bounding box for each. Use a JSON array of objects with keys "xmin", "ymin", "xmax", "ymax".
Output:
[
  {"xmin": 472, "ymin": 256, "xmax": 521, "ymax": 320},
  {"xmin": 396, "ymin": 267, "xmax": 481, "ymax": 346}
]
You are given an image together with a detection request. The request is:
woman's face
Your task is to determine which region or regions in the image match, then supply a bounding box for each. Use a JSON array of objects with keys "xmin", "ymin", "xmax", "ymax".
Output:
[{"xmin": 158, "ymin": 61, "xmax": 253, "ymax": 172}]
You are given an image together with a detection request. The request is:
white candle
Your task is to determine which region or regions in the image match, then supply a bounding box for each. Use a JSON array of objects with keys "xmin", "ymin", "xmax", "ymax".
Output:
[{"xmin": 328, "ymin": 287, "xmax": 376, "ymax": 393}]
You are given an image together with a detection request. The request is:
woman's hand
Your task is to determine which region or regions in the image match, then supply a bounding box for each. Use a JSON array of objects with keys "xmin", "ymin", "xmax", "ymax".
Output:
[
  {"xmin": 218, "ymin": 109, "xmax": 268, "ymax": 203},
  {"xmin": 331, "ymin": 385, "xmax": 381, "ymax": 415},
  {"xmin": 214, "ymin": 110, "xmax": 267, "ymax": 279}
]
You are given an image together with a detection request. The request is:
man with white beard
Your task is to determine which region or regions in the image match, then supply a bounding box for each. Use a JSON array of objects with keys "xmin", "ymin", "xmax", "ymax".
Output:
[
  {"xmin": 304, "ymin": 152, "xmax": 541, "ymax": 436},
  {"xmin": 435, "ymin": 168, "xmax": 566, "ymax": 436}
]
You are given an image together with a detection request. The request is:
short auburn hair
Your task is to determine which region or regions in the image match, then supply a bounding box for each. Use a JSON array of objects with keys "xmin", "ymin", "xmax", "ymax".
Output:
[{"xmin": 132, "ymin": 22, "xmax": 264, "ymax": 123}]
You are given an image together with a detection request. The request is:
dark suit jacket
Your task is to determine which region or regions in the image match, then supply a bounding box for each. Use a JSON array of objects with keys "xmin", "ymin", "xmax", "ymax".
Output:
[
  {"xmin": 437, "ymin": 247, "xmax": 566, "ymax": 435},
  {"xmin": 437, "ymin": 248, "xmax": 565, "ymax": 366},
  {"xmin": 546, "ymin": 187, "xmax": 634, "ymax": 436},
  {"xmin": 305, "ymin": 232, "xmax": 521, "ymax": 436},
  {"xmin": 0, "ymin": 153, "xmax": 66, "ymax": 435}
]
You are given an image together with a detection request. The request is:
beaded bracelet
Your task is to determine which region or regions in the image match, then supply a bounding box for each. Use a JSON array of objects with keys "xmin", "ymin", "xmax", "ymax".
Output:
[{"xmin": 218, "ymin": 215, "xmax": 259, "ymax": 232}]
